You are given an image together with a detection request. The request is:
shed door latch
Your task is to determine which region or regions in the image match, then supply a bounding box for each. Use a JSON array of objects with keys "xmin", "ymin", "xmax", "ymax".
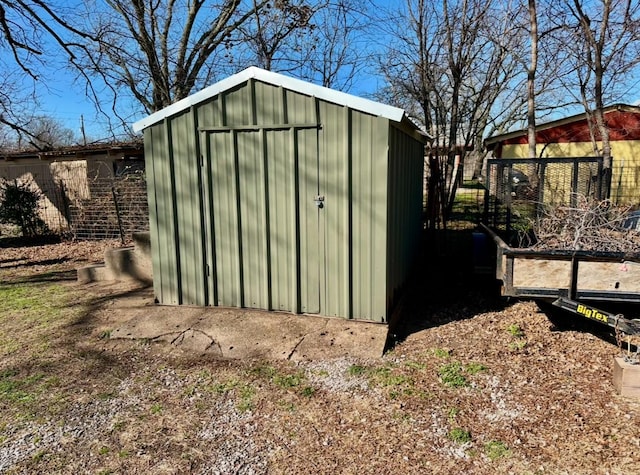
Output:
[{"xmin": 314, "ymin": 195, "xmax": 324, "ymax": 208}]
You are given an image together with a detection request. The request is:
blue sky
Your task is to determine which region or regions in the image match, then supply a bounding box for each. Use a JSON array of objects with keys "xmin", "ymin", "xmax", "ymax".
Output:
[
  {"xmin": 11, "ymin": 0, "xmax": 399, "ymax": 143},
  {"xmin": 8, "ymin": 0, "xmax": 640, "ymax": 144}
]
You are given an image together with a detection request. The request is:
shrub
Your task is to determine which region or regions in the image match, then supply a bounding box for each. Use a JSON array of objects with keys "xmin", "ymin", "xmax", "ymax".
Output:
[{"xmin": 0, "ymin": 179, "xmax": 49, "ymax": 237}]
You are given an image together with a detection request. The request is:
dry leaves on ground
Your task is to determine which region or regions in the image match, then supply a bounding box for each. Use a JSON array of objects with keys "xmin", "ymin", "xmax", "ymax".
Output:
[{"xmin": 1, "ymin": 239, "xmax": 639, "ymax": 474}]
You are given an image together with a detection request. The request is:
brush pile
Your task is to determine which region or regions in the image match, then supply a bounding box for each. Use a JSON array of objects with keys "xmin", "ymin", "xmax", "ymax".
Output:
[{"xmin": 530, "ymin": 196, "xmax": 640, "ymax": 253}]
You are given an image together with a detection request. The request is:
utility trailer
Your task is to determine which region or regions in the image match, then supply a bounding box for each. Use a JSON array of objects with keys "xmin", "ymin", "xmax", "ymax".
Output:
[
  {"xmin": 480, "ymin": 223, "xmax": 640, "ymax": 337},
  {"xmin": 480, "ymin": 156, "xmax": 640, "ymax": 339}
]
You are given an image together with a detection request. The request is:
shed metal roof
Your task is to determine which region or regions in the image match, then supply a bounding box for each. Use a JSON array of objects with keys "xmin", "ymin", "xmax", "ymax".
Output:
[{"xmin": 132, "ymin": 67, "xmax": 418, "ymax": 133}]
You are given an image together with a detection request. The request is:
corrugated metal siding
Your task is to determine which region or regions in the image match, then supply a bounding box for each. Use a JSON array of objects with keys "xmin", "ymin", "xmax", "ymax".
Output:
[
  {"xmin": 265, "ymin": 128, "xmax": 297, "ymax": 311},
  {"xmin": 170, "ymin": 111, "xmax": 206, "ymax": 306},
  {"xmin": 296, "ymin": 126, "xmax": 321, "ymax": 314},
  {"xmin": 196, "ymin": 83, "xmax": 323, "ymax": 314},
  {"xmin": 386, "ymin": 126, "xmax": 425, "ymax": 309},
  {"xmin": 348, "ymin": 110, "xmax": 390, "ymax": 321},
  {"xmin": 145, "ymin": 123, "xmax": 178, "ymax": 305},
  {"xmin": 146, "ymin": 77, "xmax": 424, "ymax": 322},
  {"xmin": 145, "ymin": 113, "xmax": 207, "ymax": 306},
  {"xmin": 318, "ymin": 102, "xmax": 351, "ymax": 318}
]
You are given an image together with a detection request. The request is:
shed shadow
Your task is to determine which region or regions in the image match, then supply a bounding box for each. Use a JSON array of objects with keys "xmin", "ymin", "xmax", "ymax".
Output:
[{"xmin": 387, "ymin": 228, "xmax": 507, "ymax": 349}]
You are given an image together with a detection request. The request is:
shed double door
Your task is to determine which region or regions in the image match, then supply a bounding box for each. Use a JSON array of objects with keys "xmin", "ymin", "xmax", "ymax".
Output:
[{"xmin": 201, "ymin": 125, "xmax": 324, "ymax": 314}]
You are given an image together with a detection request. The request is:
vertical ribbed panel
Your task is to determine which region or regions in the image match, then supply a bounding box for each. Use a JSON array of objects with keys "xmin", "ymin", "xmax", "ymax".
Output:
[
  {"xmin": 350, "ymin": 112, "xmax": 389, "ymax": 322},
  {"xmin": 145, "ymin": 123, "xmax": 179, "ymax": 304},
  {"xmin": 386, "ymin": 126, "xmax": 425, "ymax": 310},
  {"xmin": 210, "ymin": 130, "xmax": 241, "ymax": 307},
  {"xmin": 223, "ymin": 84, "xmax": 253, "ymax": 125},
  {"xmin": 265, "ymin": 128, "xmax": 296, "ymax": 311},
  {"xmin": 237, "ymin": 130, "xmax": 269, "ymax": 308},
  {"xmin": 318, "ymin": 102, "xmax": 350, "ymax": 318},
  {"xmin": 171, "ymin": 111, "xmax": 206, "ymax": 305},
  {"xmin": 286, "ymin": 90, "xmax": 321, "ymax": 315},
  {"xmin": 296, "ymin": 127, "xmax": 321, "ymax": 314},
  {"xmin": 254, "ymin": 81, "xmax": 285, "ymax": 125}
]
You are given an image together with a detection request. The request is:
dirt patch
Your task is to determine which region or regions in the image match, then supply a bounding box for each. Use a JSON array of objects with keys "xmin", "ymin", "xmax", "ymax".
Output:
[{"xmin": 1, "ymin": 237, "xmax": 639, "ymax": 474}]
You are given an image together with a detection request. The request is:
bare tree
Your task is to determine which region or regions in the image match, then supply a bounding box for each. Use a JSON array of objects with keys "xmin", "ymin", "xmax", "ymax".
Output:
[
  {"xmin": 292, "ymin": 0, "xmax": 373, "ymax": 90},
  {"xmin": 75, "ymin": 0, "xmax": 268, "ymax": 116},
  {"xmin": 527, "ymin": 0, "xmax": 538, "ymax": 158},
  {"xmin": 0, "ymin": 114, "xmax": 77, "ymax": 152},
  {"xmin": 547, "ymin": 0, "xmax": 640, "ymax": 170},
  {"xmin": 0, "ymin": 1, "xmax": 94, "ymax": 141},
  {"xmin": 378, "ymin": 0, "xmax": 527, "ymax": 226},
  {"xmin": 25, "ymin": 116, "xmax": 77, "ymax": 150},
  {"xmin": 233, "ymin": 0, "xmax": 371, "ymax": 91},
  {"xmin": 237, "ymin": 0, "xmax": 316, "ymax": 71}
]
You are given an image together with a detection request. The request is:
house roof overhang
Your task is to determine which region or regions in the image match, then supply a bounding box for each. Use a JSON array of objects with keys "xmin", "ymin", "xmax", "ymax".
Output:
[
  {"xmin": 484, "ymin": 104, "xmax": 640, "ymax": 150},
  {"xmin": 0, "ymin": 141, "xmax": 144, "ymax": 162}
]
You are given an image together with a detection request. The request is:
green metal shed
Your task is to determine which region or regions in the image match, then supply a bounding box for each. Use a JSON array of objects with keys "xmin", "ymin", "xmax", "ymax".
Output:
[{"xmin": 133, "ymin": 67, "xmax": 427, "ymax": 323}]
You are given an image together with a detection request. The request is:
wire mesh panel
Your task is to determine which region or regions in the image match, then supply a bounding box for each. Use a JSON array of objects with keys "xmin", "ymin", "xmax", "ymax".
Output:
[
  {"xmin": 483, "ymin": 157, "xmax": 605, "ymax": 243},
  {"xmin": 610, "ymin": 159, "xmax": 640, "ymax": 207},
  {"xmin": 68, "ymin": 171, "xmax": 149, "ymax": 241}
]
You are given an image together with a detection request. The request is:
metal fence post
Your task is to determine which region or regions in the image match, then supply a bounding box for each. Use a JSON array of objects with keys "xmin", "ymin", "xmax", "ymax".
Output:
[{"xmin": 111, "ymin": 184, "xmax": 125, "ymax": 245}]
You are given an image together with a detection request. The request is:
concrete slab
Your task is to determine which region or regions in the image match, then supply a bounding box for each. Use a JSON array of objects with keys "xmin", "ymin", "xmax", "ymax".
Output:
[{"xmin": 110, "ymin": 305, "xmax": 389, "ymax": 360}]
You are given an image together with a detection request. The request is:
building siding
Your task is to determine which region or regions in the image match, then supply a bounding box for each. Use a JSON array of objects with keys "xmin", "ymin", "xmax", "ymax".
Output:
[{"xmin": 500, "ymin": 140, "xmax": 640, "ymax": 204}]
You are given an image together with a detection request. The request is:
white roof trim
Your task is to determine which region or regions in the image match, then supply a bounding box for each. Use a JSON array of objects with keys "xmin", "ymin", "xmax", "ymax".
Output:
[{"xmin": 132, "ymin": 66, "xmax": 408, "ymax": 132}]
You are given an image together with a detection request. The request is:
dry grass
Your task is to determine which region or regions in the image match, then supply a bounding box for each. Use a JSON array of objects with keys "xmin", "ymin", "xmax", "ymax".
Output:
[{"xmin": 1, "ymin": 239, "xmax": 639, "ymax": 474}]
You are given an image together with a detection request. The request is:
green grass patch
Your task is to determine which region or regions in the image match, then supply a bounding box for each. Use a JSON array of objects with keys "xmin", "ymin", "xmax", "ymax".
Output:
[
  {"xmin": 0, "ymin": 282, "xmax": 83, "ymax": 359},
  {"xmin": 448, "ymin": 427, "xmax": 472, "ymax": 444},
  {"xmin": 465, "ymin": 362, "xmax": 488, "ymax": 375},
  {"xmin": 300, "ymin": 386, "xmax": 316, "ymax": 397},
  {"xmin": 0, "ymin": 370, "xmax": 46, "ymax": 405},
  {"xmin": 507, "ymin": 323, "xmax": 527, "ymax": 351},
  {"xmin": 438, "ymin": 361, "xmax": 487, "ymax": 388},
  {"xmin": 211, "ymin": 379, "xmax": 241, "ymax": 395},
  {"xmin": 273, "ymin": 371, "xmax": 305, "ymax": 389},
  {"xmin": 432, "ymin": 348, "xmax": 451, "ymax": 358},
  {"xmin": 348, "ymin": 363, "xmax": 417, "ymax": 399},
  {"xmin": 485, "ymin": 440, "xmax": 511, "ymax": 460},
  {"xmin": 347, "ymin": 364, "xmax": 367, "ymax": 376},
  {"xmin": 507, "ymin": 324, "xmax": 524, "ymax": 338},
  {"xmin": 210, "ymin": 378, "xmax": 257, "ymax": 411},
  {"xmin": 370, "ymin": 366, "xmax": 412, "ymax": 387},
  {"xmin": 438, "ymin": 362, "xmax": 468, "ymax": 388},
  {"xmin": 404, "ymin": 361, "xmax": 426, "ymax": 370},
  {"xmin": 249, "ymin": 363, "xmax": 316, "ymax": 398},
  {"xmin": 0, "ymin": 283, "xmax": 69, "ymax": 321},
  {"xmin": 509, "ymin": 340, "xmax": 527, "ymax": 351}
]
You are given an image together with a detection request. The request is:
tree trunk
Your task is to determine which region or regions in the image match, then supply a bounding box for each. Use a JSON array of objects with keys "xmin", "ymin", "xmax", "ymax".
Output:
[{"xmin": 527, "ymin": 0, "xmax": 538, "ymax": 159}]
